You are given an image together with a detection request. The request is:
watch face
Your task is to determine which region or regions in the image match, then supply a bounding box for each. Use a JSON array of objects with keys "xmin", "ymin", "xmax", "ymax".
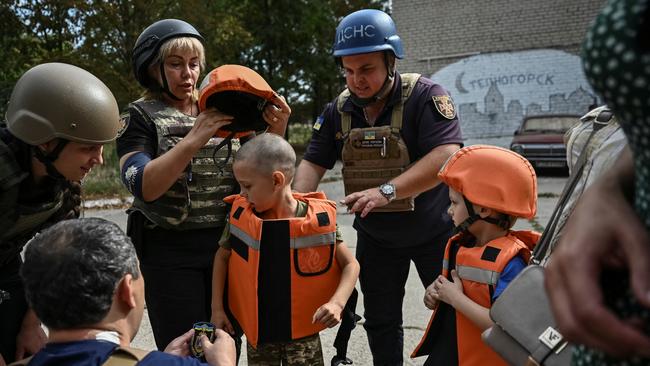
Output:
[{"xmin": 381, "ymin": 184, "xmax": 394, "ymax": 195}]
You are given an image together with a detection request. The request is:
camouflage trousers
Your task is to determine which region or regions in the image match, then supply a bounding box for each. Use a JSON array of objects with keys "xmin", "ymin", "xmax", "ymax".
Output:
[{"xmin": 246, "ymin": 334, "xmax": 324, "ymax": 366}]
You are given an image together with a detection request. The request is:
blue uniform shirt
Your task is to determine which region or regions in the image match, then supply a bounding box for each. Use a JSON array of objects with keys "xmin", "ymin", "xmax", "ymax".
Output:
[
  {"xmin": 303, "ymin": 72, "xmax": 463, "ymax": 248},
  {"xmin": 28, "ymin": 340, "xmax": 207, "ymax": 366}
]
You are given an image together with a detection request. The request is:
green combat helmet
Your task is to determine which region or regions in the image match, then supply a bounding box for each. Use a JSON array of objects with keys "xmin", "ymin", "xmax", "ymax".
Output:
[{"xmin": 5, "ymin": 62, "xmax": 123, "ymax": 145}]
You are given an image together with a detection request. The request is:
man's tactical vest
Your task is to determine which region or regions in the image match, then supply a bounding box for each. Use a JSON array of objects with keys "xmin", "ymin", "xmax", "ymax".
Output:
[
  {"xmin": 224, "ymin": 192, "xmax": 342, "ymax": 348},
  {"xmin": 338, "ymin": 73, "xmax": 420, "ymax": 212},
  {"xmin": 128, "ymin": 99, "xmax": 238, "ymax": 230},
  {"xmin": 411, "ymin": 231, "xmax": 539, "ymax": 366},
  {"xmin": 0, "ymin": 134, "xmax": 63, "ymax": 266}
]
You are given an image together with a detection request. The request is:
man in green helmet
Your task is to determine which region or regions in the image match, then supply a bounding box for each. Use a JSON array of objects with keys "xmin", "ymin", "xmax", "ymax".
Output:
[{"xmin": 0, "ymin": 62, "xmax": 124, "ymax": 365}]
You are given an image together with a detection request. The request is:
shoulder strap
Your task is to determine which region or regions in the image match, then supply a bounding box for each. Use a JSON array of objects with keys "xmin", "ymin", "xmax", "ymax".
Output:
[
  {"xmin": 102, "ymin": 347, "xmax": 151, "ymax": 366},
  {"xmin": 531, "ymin": 125, "xmax": 601, "ymax": 264},
  {"xmin": 129, "ymin": 101, "xmax": 155, "ymax": 126},
  {"xmin": 337, "ymin": 73, "xmax": 421, "ymax": 135},
  {"xmin": 389, "ymin": 73, "xmax": 420, "ymax": 132},
  {"xmin": 336, "ymin": 89, "xmax": 352, "ymax": 134}
]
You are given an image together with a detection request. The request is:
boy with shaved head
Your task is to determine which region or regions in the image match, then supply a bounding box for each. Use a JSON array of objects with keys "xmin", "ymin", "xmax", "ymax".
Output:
[{"xmin": 210, "ymin": 133, "xmax": 359, "ymax": 365}]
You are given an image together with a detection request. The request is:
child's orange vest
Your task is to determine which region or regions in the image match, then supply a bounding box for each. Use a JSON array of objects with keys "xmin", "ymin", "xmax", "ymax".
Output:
[
  {"xmin": 224, "ymin": 192, "xmax": 342, "ymax": 348},
  {"xmin": 411, "ymin": 230, "xmax": 539, "ymax": 366}
]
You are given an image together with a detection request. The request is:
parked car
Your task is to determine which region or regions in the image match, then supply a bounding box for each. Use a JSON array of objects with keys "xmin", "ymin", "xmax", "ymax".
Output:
[{"xmin": 510, "ymin": 114, "xmax": 580, "ymax": 169}]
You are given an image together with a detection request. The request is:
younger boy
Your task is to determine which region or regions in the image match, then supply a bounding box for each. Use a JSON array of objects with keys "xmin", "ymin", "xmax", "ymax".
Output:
[
  {"xmin": 411, "ymin": 145, "xmax": 540, "ymax": 366},
  {"xmin": 211, "ymin": 133, "xmax": 360, "ymax": 365}
]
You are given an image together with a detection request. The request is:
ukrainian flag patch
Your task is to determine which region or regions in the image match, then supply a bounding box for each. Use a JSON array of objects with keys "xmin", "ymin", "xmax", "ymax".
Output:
[{"xmin": 313, "ymin": 115, "xmax": 324, "ymax": 131}]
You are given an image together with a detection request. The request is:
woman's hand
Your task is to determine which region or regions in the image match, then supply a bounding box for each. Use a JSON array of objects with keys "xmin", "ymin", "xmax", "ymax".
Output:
[
  {"xmin": 185, "ymin": 108, "xmax": 233, "ymax": 149},
  {"xmin": 264, "ymin": 95, "xmax": 291, "ymax": 136}
]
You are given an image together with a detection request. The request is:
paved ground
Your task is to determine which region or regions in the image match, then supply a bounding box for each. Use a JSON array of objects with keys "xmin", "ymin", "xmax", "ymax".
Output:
[{"xmin": 86, "ymin": 163, "xmax": 567, "ymax": 365}]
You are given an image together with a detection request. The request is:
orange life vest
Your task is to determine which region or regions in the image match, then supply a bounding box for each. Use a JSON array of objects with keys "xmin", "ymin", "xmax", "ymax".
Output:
[
  {"xmin": 224, "ymin": 192, "xmax": 342, "ymax": 348},
  {"xmin": 411, "ymin": 230, "xmax": 539, "ymax": 366}
]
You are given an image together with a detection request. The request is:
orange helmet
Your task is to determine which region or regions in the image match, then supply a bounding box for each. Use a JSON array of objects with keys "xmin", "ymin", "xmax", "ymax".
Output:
[
  {"xmin": 439, "ymin": 145, "xmax": 537, "ymax": 219},
  {"xmin": 199, "ymin": 65, "xmax": 278, "ymax": 138}
]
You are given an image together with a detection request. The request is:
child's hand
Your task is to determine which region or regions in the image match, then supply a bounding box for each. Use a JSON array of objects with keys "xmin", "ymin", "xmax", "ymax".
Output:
[
  {"xmin": 424, "ymin": 283, "xmax": 439, "ymax": 310},
  {"xmin": 433, "ymin": 270, "xmax": 464, "ymax": 306},
  {"xmin": 312, "ymin": 301, "xmax": 343, "ymax": 328},
  {"xmin": 210, "ymin": 309, "xmax": 235, "ymax": 335}
]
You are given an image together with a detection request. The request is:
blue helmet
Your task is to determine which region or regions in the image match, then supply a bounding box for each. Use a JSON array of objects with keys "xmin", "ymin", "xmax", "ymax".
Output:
[{"xmin": 332, "ymin": 9, "xmax": 404, "ymax": 59}]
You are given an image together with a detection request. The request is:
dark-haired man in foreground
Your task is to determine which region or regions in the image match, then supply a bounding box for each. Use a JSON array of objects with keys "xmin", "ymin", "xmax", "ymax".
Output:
[{"xmin": 12, "ymin": 218, "xmax": 235, "ymax": 366}]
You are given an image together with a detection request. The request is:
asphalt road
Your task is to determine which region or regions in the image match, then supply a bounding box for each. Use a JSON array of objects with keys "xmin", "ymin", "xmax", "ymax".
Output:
[{"xmin": 86, "ymin": 164, "xmax": 567, "ymax": 365}]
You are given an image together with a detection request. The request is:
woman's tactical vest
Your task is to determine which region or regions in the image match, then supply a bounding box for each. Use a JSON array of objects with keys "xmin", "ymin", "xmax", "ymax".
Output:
[
  {"xmin": 411, "ymin": 230, "xmax": 539, "ymax": 366},
  {"xmin": 338, "ymin": 73, "xmax": 420, "ymax": 212},
  {"xmin": 0, "ymin": 135, "xmax": 63, "ymax": 266},
  {"xmin": 224, "ymin": 192, "xmax": 342, "ymax": 348},
  {"xmin": 128, "ymin": 99, "xmax": 238, "ymax": 230}
]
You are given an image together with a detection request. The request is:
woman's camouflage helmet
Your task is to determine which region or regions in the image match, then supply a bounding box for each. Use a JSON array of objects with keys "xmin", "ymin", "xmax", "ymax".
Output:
[{"xmin": 5, "ymin": 63, "xmax": 123, "ymax": 145}]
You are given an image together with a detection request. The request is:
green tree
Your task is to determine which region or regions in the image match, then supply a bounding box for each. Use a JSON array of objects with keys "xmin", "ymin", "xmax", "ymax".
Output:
[
  {"xmin": 3, "ymin": 0, "xmax": 387, "ymax": 123},
  {"xmin": 232, "ymin": 0, "xmax": 385, "ymax": 123},
  {"xmin": 0, "ymin": 0, "xmax": 83, "ymax": 116}
]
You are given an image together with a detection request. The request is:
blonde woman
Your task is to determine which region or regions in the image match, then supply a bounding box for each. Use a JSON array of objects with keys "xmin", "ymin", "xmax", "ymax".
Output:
[{"xmin": 117, "ymin": 19, "xmax": 290, "ymax": 351}]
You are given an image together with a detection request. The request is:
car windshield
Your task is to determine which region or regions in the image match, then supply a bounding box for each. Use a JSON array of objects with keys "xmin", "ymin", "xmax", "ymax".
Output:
[{"xmin": 522, "ymin": 116, "xmax": 578, "ymax": 132}]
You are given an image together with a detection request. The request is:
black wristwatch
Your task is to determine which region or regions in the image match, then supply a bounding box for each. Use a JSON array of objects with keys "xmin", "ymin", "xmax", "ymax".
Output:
[{"xmin": 378, "ymin": 183, "xmax": 396, "ymax": 202}]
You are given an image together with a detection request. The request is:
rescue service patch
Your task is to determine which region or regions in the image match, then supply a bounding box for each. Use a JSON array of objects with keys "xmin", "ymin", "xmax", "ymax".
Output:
[
  {"xmin": 432, "ymin": 95, "xmax": 456, "ymax": 120},
  {"xmin": 313, "ymin": 115, "xmax": 324, "ymax": 131},
  {"xmin": 116, "ymin": 114, "xmax": 129, "ymax": 138}
]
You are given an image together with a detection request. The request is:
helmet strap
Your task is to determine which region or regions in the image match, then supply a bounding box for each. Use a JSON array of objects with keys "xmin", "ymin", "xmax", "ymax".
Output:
[
  {"xmin": 212, "ymin": 131, "xmax": 237, "ymax": 175},
  {"xmin": 33, "ymin": 139, "xmax": 69, "ymax": 181},
  {"xmin": 452, "ymin": 196, "xmax": 481, "ymax": 236},
  {"xmin": 453, "ymin": 196, "xmax": 511, "ymax": 235},
  {"xmin": 481, "ymin": 215, "xmax": 511, "ymax": 230},
  {"xmin": 159, "ymin": 62, "xmax": 183, "ymax": 101}
]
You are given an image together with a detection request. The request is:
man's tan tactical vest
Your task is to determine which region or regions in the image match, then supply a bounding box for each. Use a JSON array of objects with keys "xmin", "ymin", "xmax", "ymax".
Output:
[
  {"xmin": 339, "ymin": 73, "xmax": 420, "ymax": 212},
  {"xmin": 129, "ymin": 99, "xmax": 238, "ymax": 230},
  {"xmin": 0, "ymin": 138, "xmax": 63, "ymax": 265}
]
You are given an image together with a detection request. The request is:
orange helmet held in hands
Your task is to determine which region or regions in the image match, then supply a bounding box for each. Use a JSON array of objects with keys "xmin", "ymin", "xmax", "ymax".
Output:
[
  {"xmin": 439, "ymin": 145, "xmax": 537, "ymax": 233},
  {"xmin": 199, "ymin": 65, "xmax": 278, "ymax": 138}
]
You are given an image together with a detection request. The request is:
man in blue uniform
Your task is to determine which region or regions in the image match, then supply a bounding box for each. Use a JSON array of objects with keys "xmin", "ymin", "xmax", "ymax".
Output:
[
  {"xmin": 14, "ymin": 218, "xmax": 235, "ymax": 366},
  {"xmin": 293, "ymin": 9, "xmax": 463, "ymax": 365}
]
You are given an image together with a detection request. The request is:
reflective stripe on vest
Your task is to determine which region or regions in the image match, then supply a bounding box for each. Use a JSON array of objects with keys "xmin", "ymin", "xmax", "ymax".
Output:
[
  {"xmin": 337, "ymin": 73, "xmax": 420, "ymax": 212},
  {"xmin": 230, "ymin": 223, "xmax": 337, "ymax": 251},
  {"xmin": 456, "ymin": 264, "xmax": 499, "ymax": 286},
  {"xmin": 129, "ymin": 98, "xmax": 237, "ymax": 230},
  {"xmin": 411, "ymin": 231, "xmax": 538, "ymax": 365},
  {"xmin": 225, "ymin": 192, "xmax": 342, "ymax": 347}
]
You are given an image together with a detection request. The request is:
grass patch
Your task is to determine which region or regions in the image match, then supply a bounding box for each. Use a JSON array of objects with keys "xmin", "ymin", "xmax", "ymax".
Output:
[
  {"xmin": 288, "ymin": 123, "xmax": 312, "ymax": 149},
  {"xmin": 82, "ymin": 142, "xmax": 128, "ymax": 199}
]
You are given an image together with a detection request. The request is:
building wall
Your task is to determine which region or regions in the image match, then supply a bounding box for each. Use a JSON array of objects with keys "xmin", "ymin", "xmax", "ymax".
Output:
[
  {"xmin": 392, "ymin": 0, "xmax": 607, "ymax": 146},
  {"xmin": 392, "ymin": 0, "xmax": 606, "ymax": 75}
]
